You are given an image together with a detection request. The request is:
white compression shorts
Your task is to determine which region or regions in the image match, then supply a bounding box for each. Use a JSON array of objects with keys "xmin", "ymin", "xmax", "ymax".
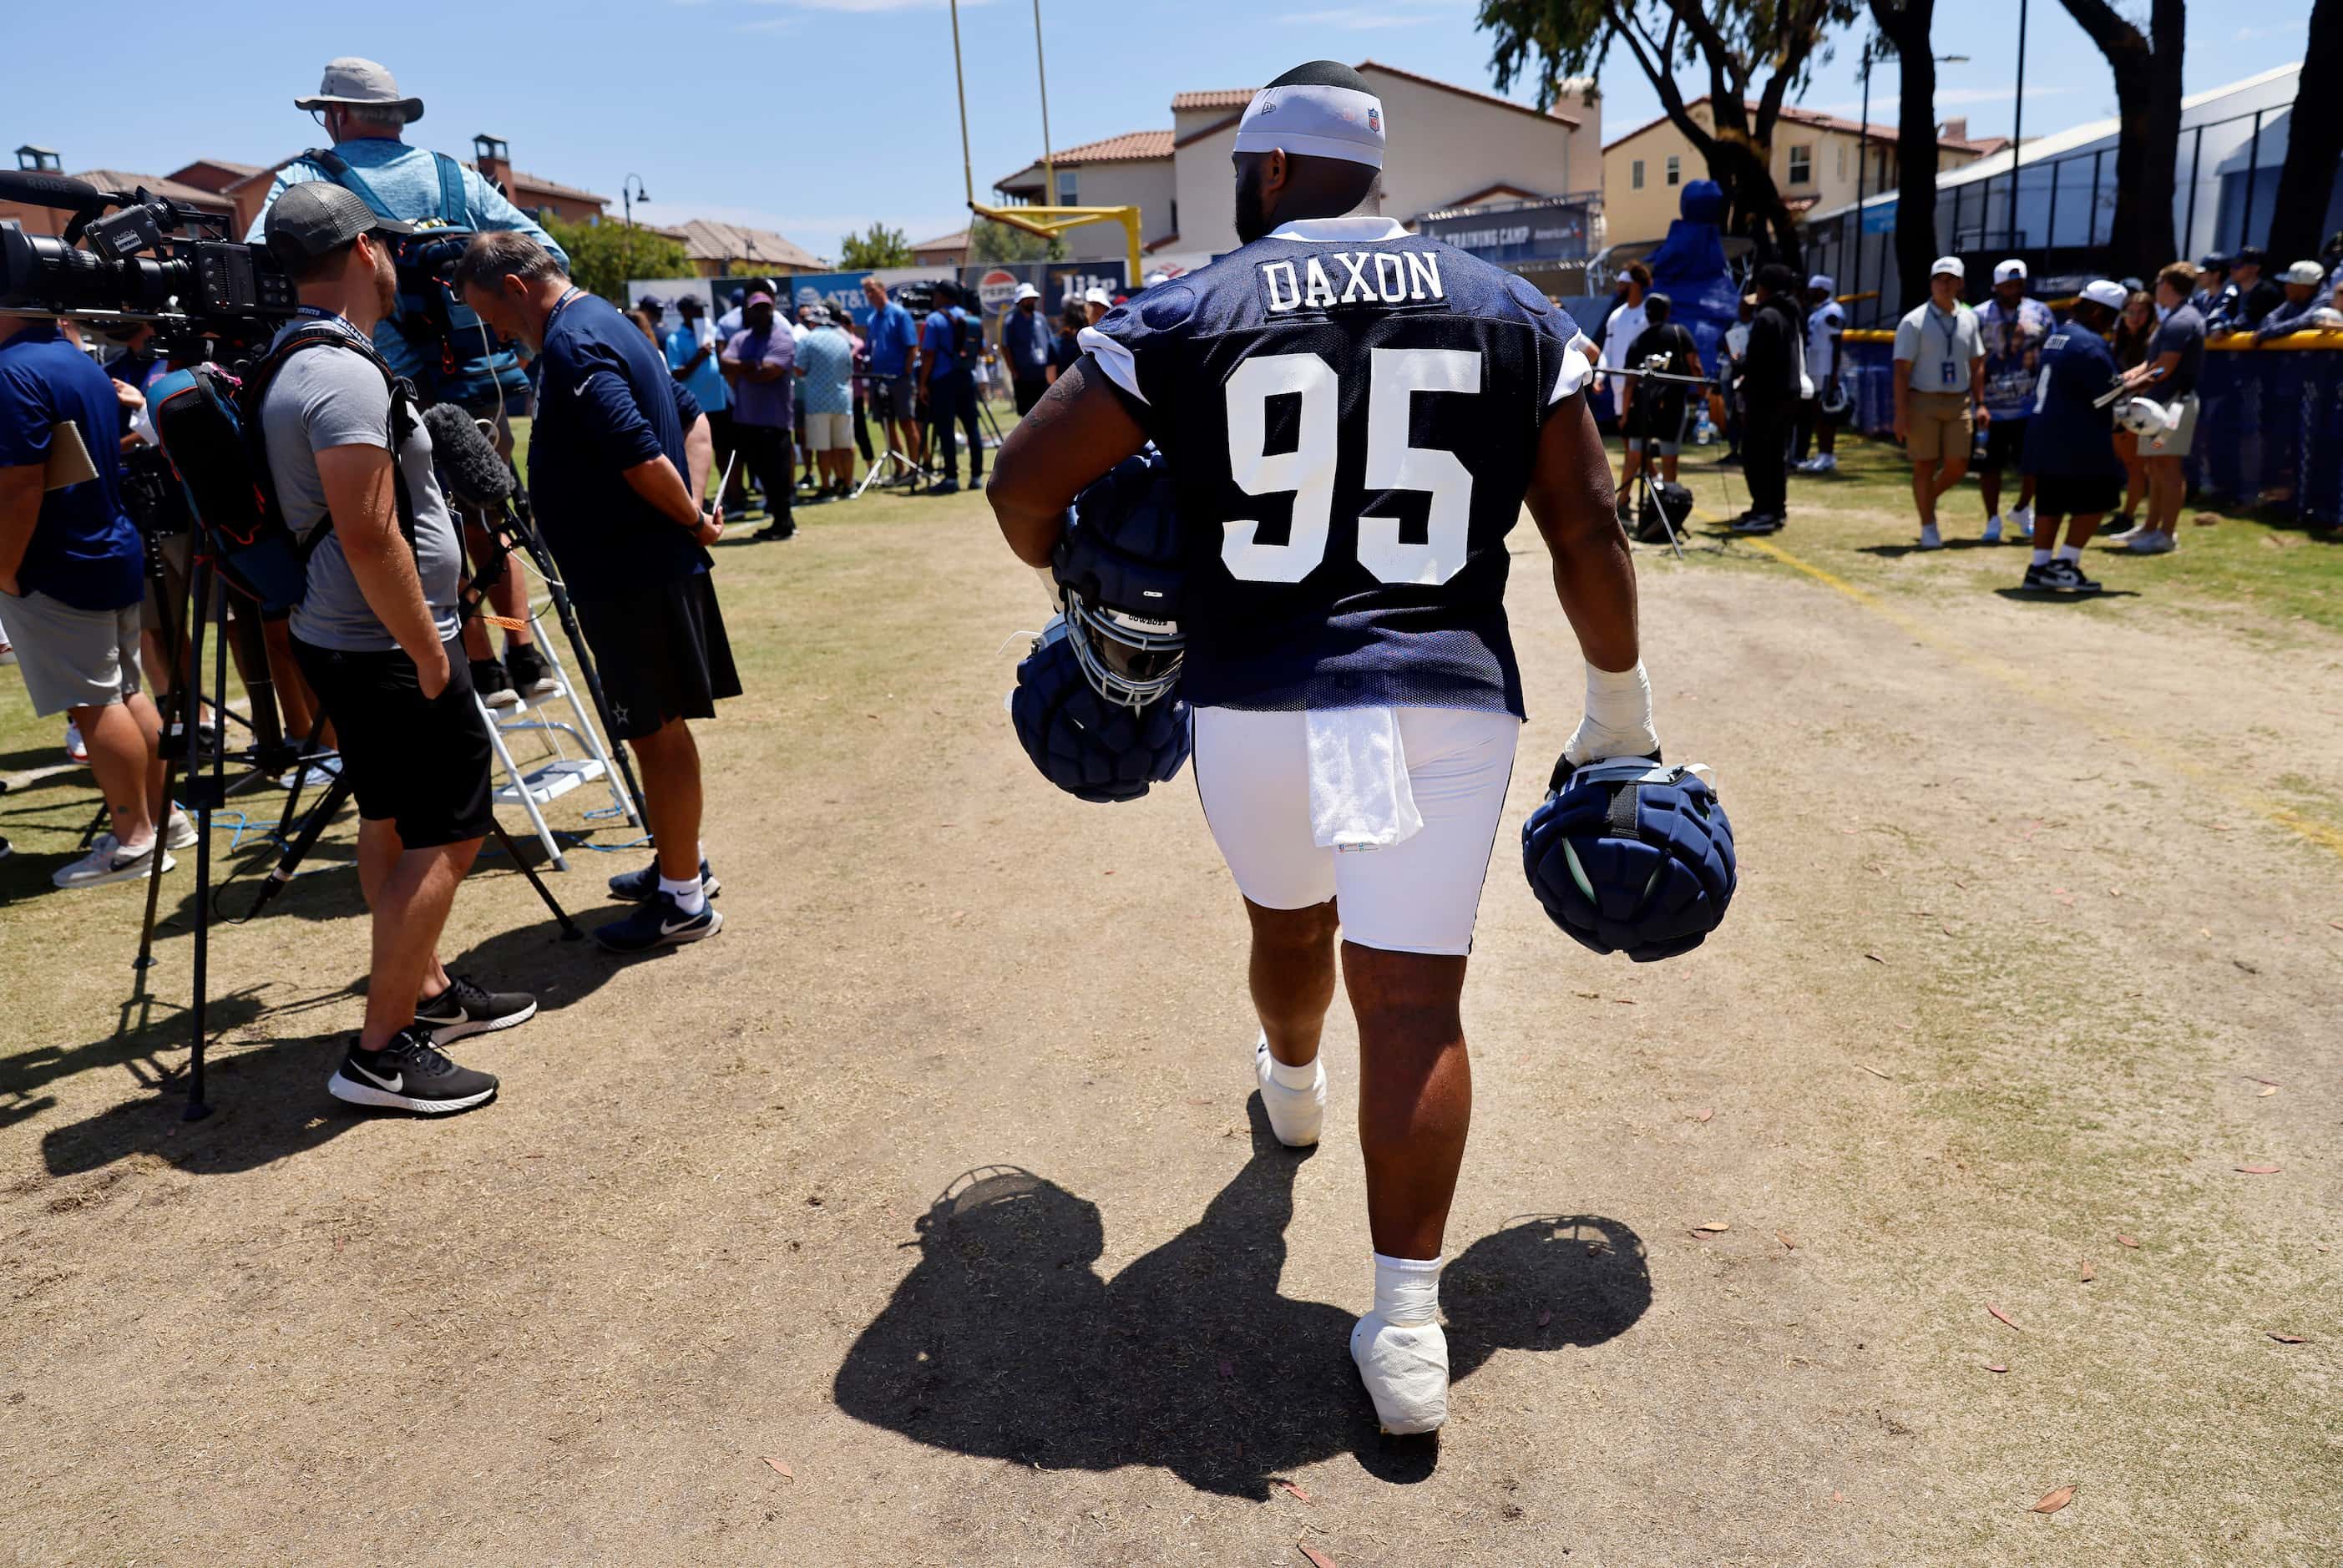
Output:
[{"xmin": 1192, "ymin": 706, "xmax": 1522, "ymax": 956}]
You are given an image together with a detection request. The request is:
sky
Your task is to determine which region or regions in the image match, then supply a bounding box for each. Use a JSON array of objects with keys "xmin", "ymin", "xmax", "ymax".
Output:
[{"xmin": 4, "ymin": 1, "xmax": 2315, "ymax": 264}]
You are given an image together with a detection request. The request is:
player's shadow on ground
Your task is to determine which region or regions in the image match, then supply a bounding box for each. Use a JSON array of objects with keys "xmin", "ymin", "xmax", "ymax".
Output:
[
  {"xmin": 38, "ymin": 1026, "xmax": 368, "ymax": 1176},
  {"xmin": 1859, "ymin": 539, "xmax": 2009, "ymax": 558},
  {"xmin": 1991, "ymin": 585, "xmax": 2143, "ymax": 603},
  {"xmin": 833, "ymin": 1099, "xmax": 1651, "ymax": 1500}
]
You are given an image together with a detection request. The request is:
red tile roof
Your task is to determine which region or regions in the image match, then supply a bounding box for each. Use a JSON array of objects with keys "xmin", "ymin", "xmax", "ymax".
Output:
[
  {"xmin": 997, "ymin": 130, "xmax": 1175, "ymax": 190},
  {"xmin": 1172, "ymin": 88, "xmax": 1256, "ymax": 111},
  {"xmin": 70, "ymin": 170, "xmax": 233, "ymax": 211},
  {"xmin": 1605, "ymin": 97, "xmax": 1996, "ymax": 154}
]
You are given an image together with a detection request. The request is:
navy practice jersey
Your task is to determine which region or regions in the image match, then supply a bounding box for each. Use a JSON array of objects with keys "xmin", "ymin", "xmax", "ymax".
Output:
[
  {"xmin": 2022, "ymin": 319, "xmax": 2125, "ymax": 479},
  {"xmin": 1082, "ymin": 215, "xmax": 1590, "ymax": 717}
]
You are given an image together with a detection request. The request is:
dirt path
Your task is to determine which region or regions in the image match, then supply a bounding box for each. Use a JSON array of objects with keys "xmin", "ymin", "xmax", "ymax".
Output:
[{"xmin": 3, "ymin": 474, "xmax": 2337, "ymax": 1565}]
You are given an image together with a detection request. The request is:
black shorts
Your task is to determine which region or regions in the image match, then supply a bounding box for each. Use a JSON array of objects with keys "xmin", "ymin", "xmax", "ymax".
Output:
[
  {"xmin": 291, "ymin": 632, "xmax": 495, "ymax": 849},
  {"xmin": 572, "ymin": 572, "xmax": 741, "ymax": 741},
  {"xmin": 1979, "ymin": 417, "xmax": 2027, "ymax": 473},
  {"xmin": 2031, "ymin": 471, "xmax": 2122, "ymax": 518}
]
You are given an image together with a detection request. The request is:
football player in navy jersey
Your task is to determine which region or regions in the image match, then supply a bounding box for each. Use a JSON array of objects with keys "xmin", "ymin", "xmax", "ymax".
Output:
[{"xmin": 988, "ymin": 61, "xmax": 1660, "ymax": 1437}]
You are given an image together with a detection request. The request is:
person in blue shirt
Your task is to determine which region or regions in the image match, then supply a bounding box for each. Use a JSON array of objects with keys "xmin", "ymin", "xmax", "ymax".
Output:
[
  {"xmin": 454, "ymin": 233, "xmax": 740, "ymax": 955},
  {"xmin": 667, "ymin": 294, "xmax": 741, "ymax": 517},
  {"xmin": 2018, "ymin": 279, "xmax": 2130, "ymax": 594},
  {"xmin": 245, "ymin": 55, "xmax": 570, "ymax": 713},
  {"xmin": 858, "ymin": 276, "xmax": 923, "ymax": 470},
  {"xmin": 919, "ymin": 282, "xmax": 982, "ymax": 494},
  {"xmin": 0, "ymin": 313, "xmax": 176, "ymax": 888}
]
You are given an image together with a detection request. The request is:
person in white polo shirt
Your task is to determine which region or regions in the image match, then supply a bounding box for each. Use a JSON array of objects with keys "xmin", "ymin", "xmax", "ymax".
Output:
[{"xmin": 1891, "ymin": 256, "xmax": 1987, "ymax": 550}]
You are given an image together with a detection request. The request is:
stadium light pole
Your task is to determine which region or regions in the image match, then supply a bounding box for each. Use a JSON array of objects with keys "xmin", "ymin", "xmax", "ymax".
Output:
[{"xmin": 1035, "ymin": 0, "xmax": 1057, "ymax": 210}]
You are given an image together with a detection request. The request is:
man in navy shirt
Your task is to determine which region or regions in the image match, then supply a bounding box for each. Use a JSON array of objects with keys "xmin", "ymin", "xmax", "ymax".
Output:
[
  {"xmin": 2018, "ymin": 279, "xmax": 2130, "ymax": 593},
  {"xmin": 989, "ymin": 61, "xmax": 1651, "ymax": 1439},
  {"xmin": 918, "ymin": 282, "xmax": 982, "ymax": 494},
  {"xmin": 1003, "ymin": 283, "xmax": 1053, "ymax": 415},
  {"xmin": 0, "ymin": 314, "xmax": 176, "ymax": 888},
  {"xmin": 859, "ymin": 276, "xmax": 922, "ymax": 472},
  {"xmin": 456, "ymin": 233, "xmax": 737, "ymax": 954}
]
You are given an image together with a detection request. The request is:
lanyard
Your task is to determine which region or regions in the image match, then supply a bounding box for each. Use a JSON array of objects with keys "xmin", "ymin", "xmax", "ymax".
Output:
[
  {"xmin": 544, "ymin": 286, "xmax": 584, "ymax": 338},
  {"xmin": 1931, "ymin": 304, "xmax": 1963, "ymax": 362}
]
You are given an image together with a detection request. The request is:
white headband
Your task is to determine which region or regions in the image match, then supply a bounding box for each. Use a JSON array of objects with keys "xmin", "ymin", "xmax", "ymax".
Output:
[{"xmin": 1234, "ymin": 83, "xmax": 1386, "ymax": 169}]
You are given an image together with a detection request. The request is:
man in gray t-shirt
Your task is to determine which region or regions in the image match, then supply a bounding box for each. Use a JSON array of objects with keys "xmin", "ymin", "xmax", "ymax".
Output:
[
  {"xmin": 261, "ymin": 314, "xmax": 463, "ymax": 652},
  {"xmin": 254, "ymin": 179, "xmax": 532, "ymax": 1116}
]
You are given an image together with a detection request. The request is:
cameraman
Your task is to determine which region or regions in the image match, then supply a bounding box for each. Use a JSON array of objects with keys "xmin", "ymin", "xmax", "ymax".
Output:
[
  {"xmin": 0, "ymin": 313, "xmax": 177, "ymax": 888},
  {"xmin": 859, "ymin": 276, "xmax": 922, "ymax": 470},
  {"xmin": 918, "ymin": 282, "xmax": 980, "ymax": 495},
  {"xmin": 258, "ymin": 183, "xmax": 536, "ymax": 1115},
  {"xmin": 453, "ymin": 233, "xmax": 737, "ymax": 955},
  {"xmin": 1616, "ymin": 291, "xmax": 1699, "ymax": 511},
  {"xmin": 245, "ymin": 57, "xmax": 568, "ymax": 711}
]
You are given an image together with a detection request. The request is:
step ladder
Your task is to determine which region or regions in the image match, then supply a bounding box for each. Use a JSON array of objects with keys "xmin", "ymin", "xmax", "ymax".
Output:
[{"xmin": 476, "ymin": 609, "xmax": 639, "ymax": 870}]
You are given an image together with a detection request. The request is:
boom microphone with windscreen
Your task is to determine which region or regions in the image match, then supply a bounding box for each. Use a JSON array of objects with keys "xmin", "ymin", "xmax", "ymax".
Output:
[
  {"xmin": 0, "ymin": 169, "xmax": 110, "ymax": 213},
  {"xmin": 422, "ymin": 402, "xmax": 515, "ymax": 507}
]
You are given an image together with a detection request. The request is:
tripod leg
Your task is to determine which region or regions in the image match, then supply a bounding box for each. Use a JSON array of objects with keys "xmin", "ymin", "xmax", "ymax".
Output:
[
  {"xmin": 514, "ymin": 521, "xmax": 650, "ymax": 830},
  {"xmin": 134, "ymin": 529, "xmax": 201, "ymax": 974},
  {"xmin": 483, "ymin": 813, "xmax": 584, "ymax": 941},
  {"xmin": 183, "ymin": 559, "xmax": 220, "ymax": 1122}
]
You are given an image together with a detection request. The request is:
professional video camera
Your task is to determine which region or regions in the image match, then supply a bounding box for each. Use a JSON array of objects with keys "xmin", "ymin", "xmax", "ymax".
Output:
[
  {"xmin": 893, "ymin": 281, "xmax": 939, "ymax": 316},
  {"xmin": 0, "ymin": 169, "xmax": 295, "ymax": 353}
]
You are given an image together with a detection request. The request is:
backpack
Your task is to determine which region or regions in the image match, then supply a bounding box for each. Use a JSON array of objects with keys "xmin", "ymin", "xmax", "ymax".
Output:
[
  {"xmin": 150, "ymin": 322, "xmax": 422, "ymax": 615},
  {"xmin": 293, "ymin": 147, "xmax": 530, "ymax": 409},
  {"xmin": 949, "ymin": 306, "xmax": 975, "ymax": 363}
]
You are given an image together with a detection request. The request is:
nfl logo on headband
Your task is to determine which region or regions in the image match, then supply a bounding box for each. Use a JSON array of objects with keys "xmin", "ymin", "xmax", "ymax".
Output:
[{"xmin": 1235, "ymin": 81, "xmax": 1389, "ymax": 170}]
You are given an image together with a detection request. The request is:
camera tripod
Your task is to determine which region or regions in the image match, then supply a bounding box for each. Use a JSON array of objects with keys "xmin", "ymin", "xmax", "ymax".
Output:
[{"xmin": 1609, "ymin": 360, "xmax": 1712, "ymax": 559}]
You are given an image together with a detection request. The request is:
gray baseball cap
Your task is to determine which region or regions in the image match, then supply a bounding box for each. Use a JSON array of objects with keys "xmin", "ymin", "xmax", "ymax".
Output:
[
  {"xmin": 295, "ymin": 57, "xmax": 425, "ymax": 123},
  {"xmin": 263, "ymin": 181, "xmax": 416, "ymax": 266}
]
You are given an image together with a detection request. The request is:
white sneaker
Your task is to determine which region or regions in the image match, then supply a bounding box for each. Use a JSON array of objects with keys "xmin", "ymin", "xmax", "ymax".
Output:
[
  {"xmin": 1981, "ymin": 515, "xmax": 2003, "ymax": 544},
  {"xmin": 269, "ymin": 755, "xmax": 343, "ymax": 790},
  {"xmin": 2008, "ymin": 504, "xmax": 2034, "ymax": 536},
  {"xmin": 1351, "ymin": 1312, "xmax": 1450, "ymax": 1434},
  {"xmin": 64, "ymin": 723, "xmax": 88, "ymax": 764},
  {"xmin": 1918, "ymin": 524, "xmax": 1944, "ymax": 551},
  {"xmin": 2125, "ymin": 530, "xmax": 2178, "ymax": 555},
  {"xmin": 0, "ymin": 641, "xmax": 14, "ymax": 666},
  {"xmin": 163, "ymin": 809, "xmax": 199, "ymax": 851},
  {"xmin": 1255, "ymin": 1035, "xmax": 1326, "ymax": 1147},
  {"xmin": 53, "ymin": 838, "xmax": 174, "ymax": 889},
  {"xmin": 1814, "ymin": 453, "xmax": 1838, "ymax": 472}
]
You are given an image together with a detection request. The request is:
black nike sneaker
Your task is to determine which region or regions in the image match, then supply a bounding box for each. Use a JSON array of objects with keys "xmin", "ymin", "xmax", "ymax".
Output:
[
  {"xmin": 472, "ymin": 656, "xmax": 519, "ymax": 711},
  {"xmin": 327, "ymin": 1027, "xmax": 499, "ymax": 1115},
  {"xmin": 593, "ymin": 888, "xmax": 723, "ymax": 953},
  {"xmin": 412, "ymin": 973, "xmax": 539, "ymax": 1046},
  {"xmin": 504, "ymin": 642, "xmax": 559, "ymax": 699},
  {"xmin": 606, "ymin": 856, "xmax": 720, "ymax": 903}
]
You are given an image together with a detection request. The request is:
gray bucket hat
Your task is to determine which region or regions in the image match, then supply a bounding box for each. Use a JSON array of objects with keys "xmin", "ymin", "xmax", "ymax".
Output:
[{"xmin": 295, "ymin": 58, "xmax": 425, "ymax": 124}]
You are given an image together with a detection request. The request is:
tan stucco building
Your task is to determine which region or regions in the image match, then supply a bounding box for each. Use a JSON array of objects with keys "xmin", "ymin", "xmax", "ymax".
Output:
[
  {"xmin": 1601, "ymin": 98, "xmax": 2001, "ymax": 248},
  {"xmin": 994, "ymin": 63, "xmax": 1601, "ymax": 269}
]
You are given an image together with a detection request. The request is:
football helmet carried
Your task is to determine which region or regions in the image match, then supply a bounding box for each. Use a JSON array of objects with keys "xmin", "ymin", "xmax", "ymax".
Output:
[
  {"xmin": 1521, "ymin": 755, "xmax": 1737, "ymax": 962},
  {"xmin": 1818, "ymin": 375, "xmax": 1852, "ymax": 419},
  {"xmin": 1009, "ymin": 618, "xmax": 1192, "ymax": 802},
  {"xmin": 2117, "ymin": 396, "xmax": 2177, "ymax": 437},
  {"xmin": 1051, "ymin": 450, "xmax": 1184, "ymax": 709}
]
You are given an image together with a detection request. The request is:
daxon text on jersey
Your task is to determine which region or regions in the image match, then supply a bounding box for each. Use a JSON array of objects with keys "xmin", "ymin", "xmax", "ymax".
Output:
[{"xmin": 1261, "ymin": 250, "xmax": 1448, "ymax": 314}]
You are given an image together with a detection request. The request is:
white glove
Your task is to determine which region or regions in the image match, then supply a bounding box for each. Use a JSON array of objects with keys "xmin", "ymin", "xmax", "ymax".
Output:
[{"xmin": 1561, "ymin": 659, "xmax": 1659, "ymax": 767}]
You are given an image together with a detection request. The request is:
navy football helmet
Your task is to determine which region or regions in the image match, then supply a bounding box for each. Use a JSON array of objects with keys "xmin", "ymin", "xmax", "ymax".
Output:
[
  {"xmin": 1521, "ymin": 756, "xmax": 1737, "ymax": 962},
  {"xmin": 1052, "ymin": 450, "xmax": 1184, "ymax": 709},
  {"xmin": 1009, "ymin": 618, "xmax": 1192, "ymax": 802}
]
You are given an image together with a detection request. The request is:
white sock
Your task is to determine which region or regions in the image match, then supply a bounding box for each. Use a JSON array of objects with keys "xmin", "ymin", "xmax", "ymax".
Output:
[
  {"xmin": 697, "ymin": 840, "xmax": 706, "ymax": 864},
  {"xmin": 1372, "ymin": 1252, "xmax": 1444, "ymax": 1327},
  {"xmin": 2055, "ymin": 544, "xmax": 2082, "ymax": 564},
  {"xmin": 1268, "ymin": 1053, "xmax": 1318, "ymax": 1091},
  {"xmin": 2031, "ymin": 548, "xmax": 2052, "ymax": 566},
  {"xmin": 659, "ymin": 873, "xmax": 707, "ymax": 915}
]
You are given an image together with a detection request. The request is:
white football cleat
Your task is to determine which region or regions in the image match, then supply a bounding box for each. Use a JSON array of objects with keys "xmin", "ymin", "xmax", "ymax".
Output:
[
  {"xmin": 1351, "ymin": 1312, "xmax": 1450, "ymax": 1434},
  {"xmin": 1254, "ymin": 1034, "xmax": 1326, "ymax": 1147}
]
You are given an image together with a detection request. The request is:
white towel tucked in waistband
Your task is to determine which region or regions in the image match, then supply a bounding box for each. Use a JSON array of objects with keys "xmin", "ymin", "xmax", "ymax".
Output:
[{"xmin": 1307, "ymin": 706, "xmax": 1423, "ymax": 851}]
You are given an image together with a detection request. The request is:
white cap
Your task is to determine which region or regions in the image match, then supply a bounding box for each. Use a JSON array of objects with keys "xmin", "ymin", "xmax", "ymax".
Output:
[
  {"xmin": 1234, "ymin": 80, "xmax": 1386, "ymax": 169},
  {"xmin": 1931, "ymin": 255, "xmax": 1966, "ymax": 280},
  {"xmin": 1013, "ymin": 282, "xmax": 1041, "ymax": 302},
  {"xmin": 1808, "ymin": 274, "xmax": 1834, "ymax": 293},
  {"xmin": 1993, "ymin": 258, "xmax": 2028, "ymax": 284},
  {"xmin": 1145, "ymin": 271, "xmax": 1171, "ymax": 288},
  {"xmin": 1082, "ymin": 287, "xmax": 1111, "ymax": 306},
  {"xmin": 2283, "ymin": 259, "xmax": 2325, "ymax": 286},
  {"xmin": 2080, "ymin": 279, "xmax": 2128, "ymax": 311}
]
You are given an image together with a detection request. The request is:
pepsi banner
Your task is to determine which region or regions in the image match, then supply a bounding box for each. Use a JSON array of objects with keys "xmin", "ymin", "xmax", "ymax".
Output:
[{"xmin": 958, "ymin": 260, "xmax": 1131, "ymax": 341}]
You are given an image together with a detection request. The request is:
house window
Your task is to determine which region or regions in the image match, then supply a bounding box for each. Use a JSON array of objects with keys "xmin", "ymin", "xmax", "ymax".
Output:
[
  {"xmin": 1665, "ymin": 154, "xmax": 1680, "ymax": 186},
  {"xmin": 1631, "ymin": 159, "xmax": 1645, "ymax": 190},
  {"xmin": 1789, "ymin": 145, "xmax": 1814, "ymax": 186},
  {"xmin": 1056, "ymin": 169, "xmax": 1078, "ymax": 205}
]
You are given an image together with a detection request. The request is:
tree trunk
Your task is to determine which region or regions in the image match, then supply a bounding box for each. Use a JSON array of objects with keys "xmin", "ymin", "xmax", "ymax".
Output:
[
  {"xmin": 1706, "ymin": 101, "xmax": 1804, "ymax": 270},
  {"xmin": 2266, "ymin": 0, "xmax": 2343, "ymax": 262},
  {"xmin": 2061, "ymin": 0, "xmax": 2183, "ymax": 278},
  {"xmin": 1873, "ymin": 0, "xmax": 1943, "ymax": 317}
]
